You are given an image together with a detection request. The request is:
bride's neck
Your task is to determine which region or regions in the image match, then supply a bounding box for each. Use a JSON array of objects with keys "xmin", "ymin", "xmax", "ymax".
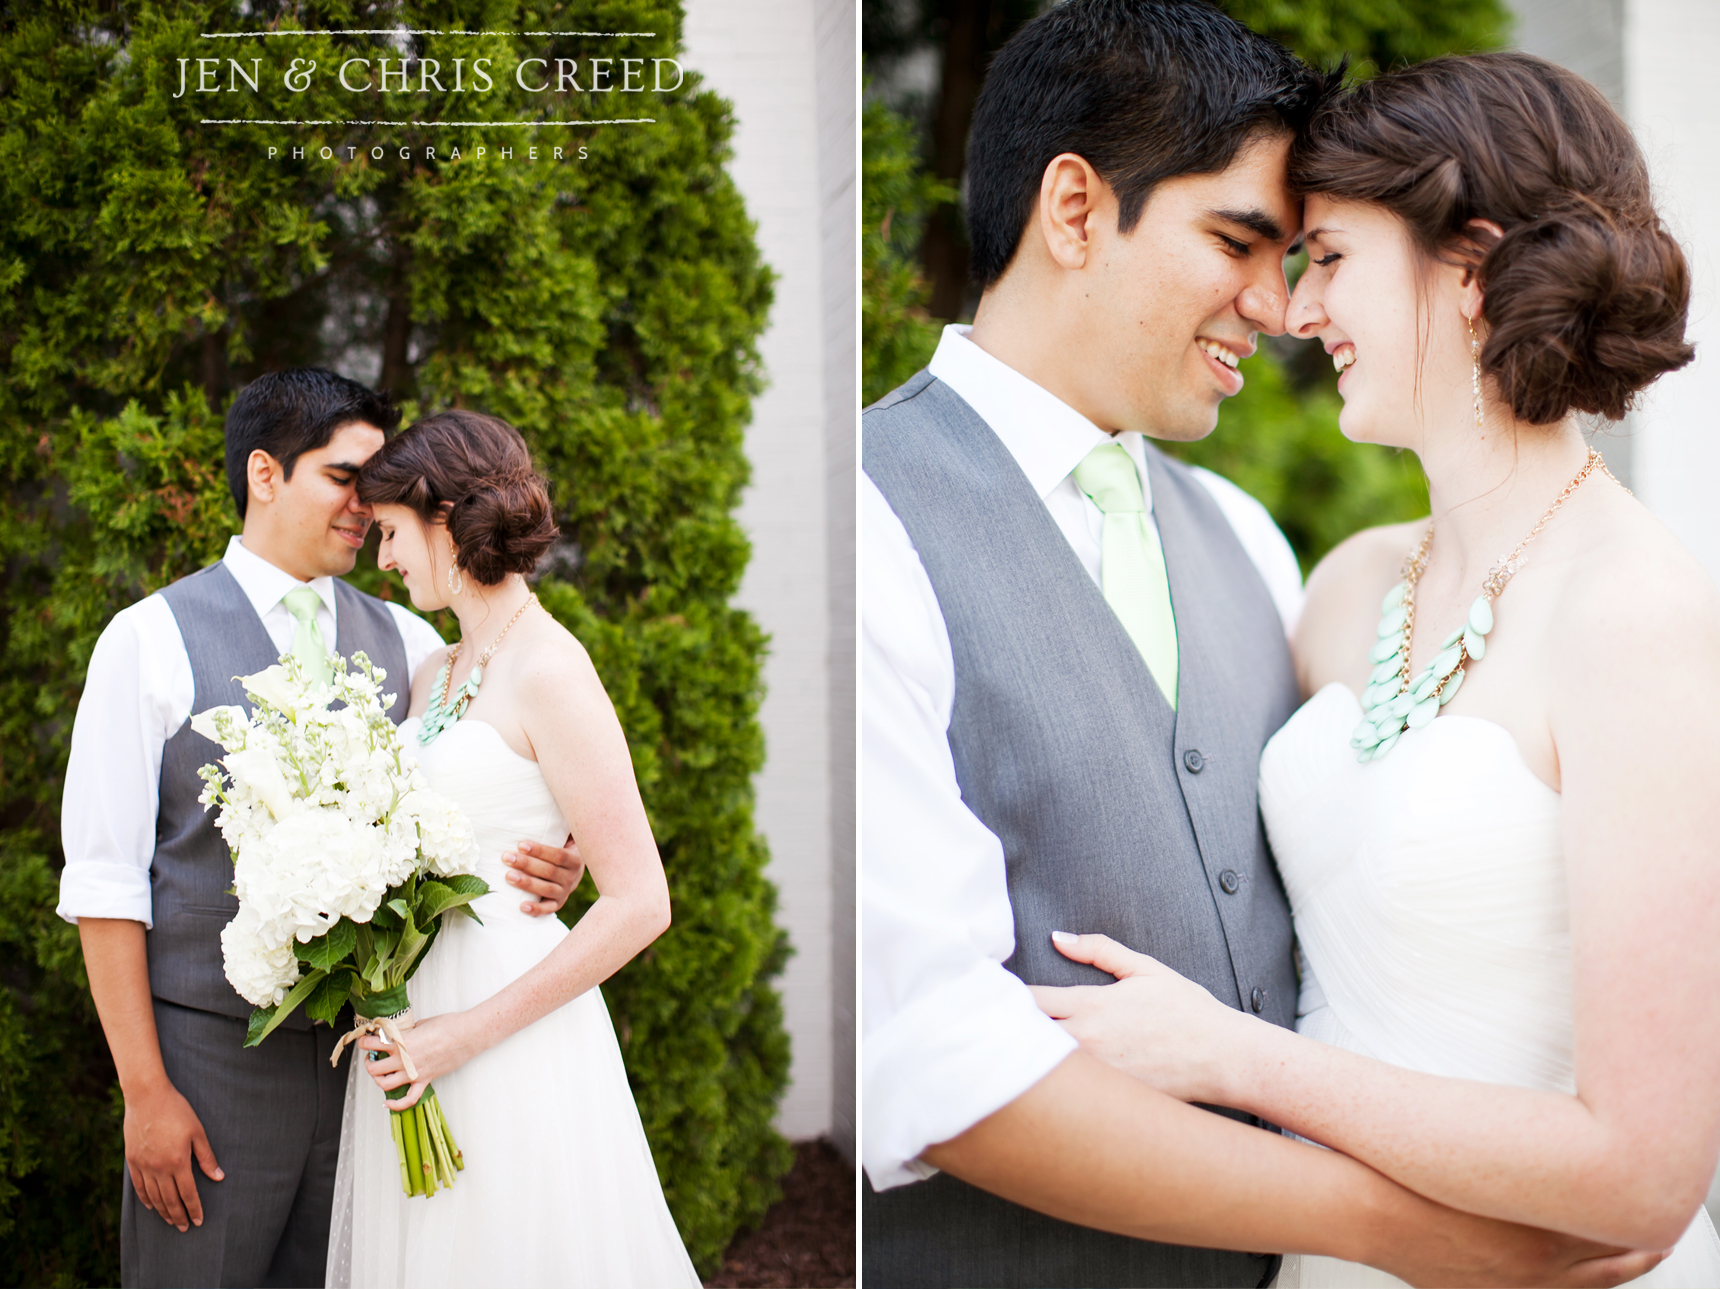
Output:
[
  {"xmin": 451, "ymin": 574, "xmax": 533, "ymax": 650},
  {"xmin": 1413, "ymin": 407, "xmax": 1591, "ymax": 586}
]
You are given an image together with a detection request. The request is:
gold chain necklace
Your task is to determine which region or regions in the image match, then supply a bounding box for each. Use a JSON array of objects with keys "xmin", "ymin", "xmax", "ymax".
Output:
[
  {"xmin": 418, "ymin": 592, "xmax": 540, "ymax": 746},
  {"xmin": 1351, "ymin": 448, "xmax": 1624, "ymax": 762}
]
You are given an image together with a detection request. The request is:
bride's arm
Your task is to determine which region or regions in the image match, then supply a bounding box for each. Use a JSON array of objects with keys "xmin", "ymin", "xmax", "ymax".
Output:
[
  {"xmin": 366, "ymin": 632, "xmax": 670, "ymax": 1100},
  {"xmin": 1043, "ymin": 553, "xmax": 1720, "ymax": 1251}
]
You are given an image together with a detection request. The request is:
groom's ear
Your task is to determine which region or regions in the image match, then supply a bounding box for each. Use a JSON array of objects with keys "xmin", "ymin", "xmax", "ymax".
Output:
[
  {"xmin": 1037, "ymin": 153, "xmax": 1105, "ymax": 272},
  {"xmin": 246, "ymin": 448, "xmax": 285, "ymax": 508}
]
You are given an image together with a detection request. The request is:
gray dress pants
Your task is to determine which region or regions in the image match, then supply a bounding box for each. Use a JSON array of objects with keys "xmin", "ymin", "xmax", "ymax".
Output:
[{"xmin": 121, "ymin": 1000, "xmax": 349, "ymax": 1289}]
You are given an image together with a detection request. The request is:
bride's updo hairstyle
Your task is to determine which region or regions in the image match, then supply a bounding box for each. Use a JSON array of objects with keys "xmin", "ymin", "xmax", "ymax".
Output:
[
  {"xmin": 357, "ymin": 409, "xmax": 558, "ymax": 585},
  {"xmin": 1290, "ymin": 52, "xmax": 1693, "ymax": 424}
]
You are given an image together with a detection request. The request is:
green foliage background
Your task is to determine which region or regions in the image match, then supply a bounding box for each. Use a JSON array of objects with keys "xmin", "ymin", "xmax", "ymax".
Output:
[
  {"xmin": 0, "ymin": 3, "xmax": 792, "ymax": 1282},
  {"xmin": 861, "ymin": 0, "xmax": 1514, "ymax": 571}
]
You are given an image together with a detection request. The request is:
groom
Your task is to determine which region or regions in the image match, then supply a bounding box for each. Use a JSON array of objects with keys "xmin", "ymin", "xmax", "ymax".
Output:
[
  {"xmin": 862, "ymin": 3, "xmax": 1653, "ymax": 1286},
  {"xmin": 56, "ymin": 368, "xmax": 585, "ymax": 1288}
]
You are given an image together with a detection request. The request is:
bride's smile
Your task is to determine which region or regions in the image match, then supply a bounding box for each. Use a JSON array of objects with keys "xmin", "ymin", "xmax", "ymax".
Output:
[{"xmin": 1288, "ymin": 196, "xmax": 1466, "ymax": 452}]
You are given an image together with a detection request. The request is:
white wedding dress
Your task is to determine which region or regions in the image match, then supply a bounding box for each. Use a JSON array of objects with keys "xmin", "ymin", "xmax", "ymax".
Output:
[
  {"xmin": 1260, "ymin": 682, "xmax": 1720, "ymax": 1288},
  {"xmin": 325, "ymin": 717, "xmax": 699, "ymax": 1288}
]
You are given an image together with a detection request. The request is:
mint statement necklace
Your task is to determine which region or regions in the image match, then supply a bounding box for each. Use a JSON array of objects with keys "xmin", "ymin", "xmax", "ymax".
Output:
[
  {"xmin": 1351, "ymin": 448, "xmax": 1619, "ymax": 763},
  {"xmin": 419, "ymin": 591, "xmax": 539, "ymax": 746}
]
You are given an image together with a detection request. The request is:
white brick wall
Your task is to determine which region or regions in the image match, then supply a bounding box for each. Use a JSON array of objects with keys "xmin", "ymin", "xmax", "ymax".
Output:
[
  {"xmin": 681, "ymin": 0, "xmax": 849, "ymax": 1144},
  {"xmin": 813, "ymin": 0, "xmax": 858, "ymax": 1164}
]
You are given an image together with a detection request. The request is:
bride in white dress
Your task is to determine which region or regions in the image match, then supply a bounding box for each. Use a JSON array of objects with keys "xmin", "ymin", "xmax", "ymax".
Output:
[
  {"xmin": 1036, "ymin": 53, "xmax": 1720, "ymax": 1287},
  {"xmin": 325, "ymin": 410, "xmax": 699, "ymax": 1288}
]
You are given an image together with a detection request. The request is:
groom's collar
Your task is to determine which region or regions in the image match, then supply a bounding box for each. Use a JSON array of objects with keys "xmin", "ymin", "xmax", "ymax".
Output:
[
  {"xmin": 927, "ymin": 324, "xmax": 1156, "ymax": 510},
  {"xmin": 222, "ymin": 535, "xmax": 339, "ymax": 623}
]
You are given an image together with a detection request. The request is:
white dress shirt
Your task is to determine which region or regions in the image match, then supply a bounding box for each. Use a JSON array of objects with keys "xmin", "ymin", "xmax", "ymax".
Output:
[
  {"xmin": 862, "ymin": 325, "xmax": 1306, "ymax": 1191},
  {"xmin": 56, "ymin": 535, "xmax": 446, "ymax": 927}
]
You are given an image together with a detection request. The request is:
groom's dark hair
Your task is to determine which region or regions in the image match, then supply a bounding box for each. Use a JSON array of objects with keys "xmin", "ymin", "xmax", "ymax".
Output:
[
  {"xmin": 224, "ymin": 368, "xmax": 400, "ymax": 518},
  {"xmin": 966, "ymin": 0, "xmax": 1323, "ymax": 287}
]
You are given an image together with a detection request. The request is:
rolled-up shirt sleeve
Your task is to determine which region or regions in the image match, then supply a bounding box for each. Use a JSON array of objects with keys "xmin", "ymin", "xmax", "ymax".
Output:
[
  {"xmin": 861, "ymin": 475, "xmax": 1077, "ymax": 1192},
  {"xmin": 57, "ymin": 598, "xmax": 190, "ymax": 927}
]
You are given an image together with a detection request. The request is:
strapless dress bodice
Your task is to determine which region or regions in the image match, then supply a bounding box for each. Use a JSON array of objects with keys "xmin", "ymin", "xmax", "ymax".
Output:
[
  {"xmin": 401, "ymin": 716, "xmax": 569, "ymax": 931},
  {"xmin": 1259, "ymin": 682, "xmax": 1575, "ymax": 1091},
  {"xmin": 1260, "ymin": 683, "xmax": 1720, "ymax": 1288}
]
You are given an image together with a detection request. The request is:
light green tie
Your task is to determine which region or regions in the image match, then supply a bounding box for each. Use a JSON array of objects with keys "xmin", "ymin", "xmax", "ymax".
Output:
[
  {"xmin": 1073, "ymin": 442, "xmax": 1179, "ymax": 708},
  {"xmin": 281, "ymin": 586, "xmax": 334, "ymax": 685}
]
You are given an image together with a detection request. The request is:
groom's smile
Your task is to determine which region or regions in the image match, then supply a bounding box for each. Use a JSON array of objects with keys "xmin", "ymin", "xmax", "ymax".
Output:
[
  {"xmin": 1195, "ymin": 335, "xmax": 1252, "ymax": 394},
  {"xmin": 332, "ymin": 520, "xmax": 369, "ymax": 550},
  {"xmin": 968, "ymin": 131, "xmax": 1301, "ymax": 445}
]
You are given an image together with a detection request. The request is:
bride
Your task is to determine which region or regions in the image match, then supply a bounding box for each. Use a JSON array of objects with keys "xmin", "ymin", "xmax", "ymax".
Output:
[
  {"xmin": 1036, "ymin": 52, "xmax": 1720, "ymax": 1288},
  {"xmin": 325, "ymin": 410, "xmax": 699, "ymax": 1287}
]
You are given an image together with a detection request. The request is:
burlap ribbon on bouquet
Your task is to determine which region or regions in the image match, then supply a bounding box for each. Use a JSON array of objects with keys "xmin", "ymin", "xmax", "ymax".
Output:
[{"xmin": 331, "ymin": 1006, "xmax": 419, "ymax": 1081}]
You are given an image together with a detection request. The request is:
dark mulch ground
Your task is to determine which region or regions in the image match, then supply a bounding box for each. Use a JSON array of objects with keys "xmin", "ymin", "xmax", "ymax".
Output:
[{"xmin": 704, "ymin": 1139, "xmax": 856, "ymax": 1288}]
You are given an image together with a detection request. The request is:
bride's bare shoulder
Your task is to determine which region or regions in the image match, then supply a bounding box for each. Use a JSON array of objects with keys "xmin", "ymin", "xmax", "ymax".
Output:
[
  {"xmin": 1556, "ymin": 495, "xmax": 1720, "ymax": 660},
  {"xmin": 512, "ymin": 610, "xmax": 605, "ymax": 706},
  {"xmin": 1294, "ymin": 520, "xmax": 1427, "ymax": 691}
]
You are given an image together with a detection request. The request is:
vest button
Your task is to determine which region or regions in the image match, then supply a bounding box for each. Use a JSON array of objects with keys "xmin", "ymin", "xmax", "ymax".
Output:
[
  {"xmin": 1219, "ymin": 869, "xmax": 1240, "ymax": 894},
  {"xmin": 1250, "ymin": 986, "xmax": 1266, "ymax": 1013},
  {"xmin": 1182, "ymin": 749, "xmax": 1205, "ymax": 773}
]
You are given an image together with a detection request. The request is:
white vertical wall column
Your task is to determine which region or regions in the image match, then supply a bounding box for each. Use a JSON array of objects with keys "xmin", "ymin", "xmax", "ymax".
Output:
[
  {"xmin": 682, "ymin": 0, "xmax": 837, "ymax": 1142},
  {"xmin": 1622, "ymin": 0, "xmax": 1720, "ymax": 590},
  {"xmin": 813, "ymin": 0, "xmax": 858, "ymax": 1165}
]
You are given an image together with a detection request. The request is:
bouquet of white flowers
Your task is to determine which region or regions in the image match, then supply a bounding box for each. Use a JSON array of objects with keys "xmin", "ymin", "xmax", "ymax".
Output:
[{"xmin": 194, "ymin": 651, "xmax": 486, "ymax": 1197}]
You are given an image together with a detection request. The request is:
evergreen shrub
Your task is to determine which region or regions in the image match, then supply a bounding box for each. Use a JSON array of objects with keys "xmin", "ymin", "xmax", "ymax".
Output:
[
  {"xmin": 861, "ymin": 92, "xmax": 953, "ymax": 406},
  {"xmin": 0, "ymin": 3, "xmax": 791, "ymax": 1282}
]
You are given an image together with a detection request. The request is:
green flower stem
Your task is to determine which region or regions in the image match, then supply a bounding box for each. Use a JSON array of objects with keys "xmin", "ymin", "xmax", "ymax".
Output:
[
  {"xmin": 389, "ymin": 1107, "xmax": 411, "ymax": 1195},
  {"xmin": 399, "ymin": 1101, "xmax": 424, "ymax": 1196},
  {"xmin": 414, "ymin": 1102, "xmax": 436, "ymax": 1190},
  {"xmin": 434, "ymin": 1095, "xmax": 464, "ymax": 1171},
  {"xmin": 377, "ymin": 1084, "xmax": 463, "ymax": 1197}
]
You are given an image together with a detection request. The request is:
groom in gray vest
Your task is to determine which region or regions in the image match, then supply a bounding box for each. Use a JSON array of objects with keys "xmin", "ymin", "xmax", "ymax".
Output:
[
  {"xmin": 862, "ymin": 3, "xmax": 1654, "ymax": 1286},
  {"xmin": 57, "ymin": 369, "xmax": 584, "ymax": 1288}
]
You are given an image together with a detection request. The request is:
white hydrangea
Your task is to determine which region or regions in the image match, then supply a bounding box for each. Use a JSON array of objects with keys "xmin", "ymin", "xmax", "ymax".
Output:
[
  {"xmin": 397, "ymin": 790, "xmax": 479, "ymax": 877},
  {"xmin": 220, "ymin": 902, "xmax": 303, "ymax": 1007},
  {"xmin": 196, "ymin": 650, "xmax": 479, "ymax": 1008}
]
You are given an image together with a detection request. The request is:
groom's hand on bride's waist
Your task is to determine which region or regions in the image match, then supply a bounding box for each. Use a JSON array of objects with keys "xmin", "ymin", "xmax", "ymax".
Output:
[{"xmin": 505, "ymin": 836, "xmax": 584, "ymax": 916}]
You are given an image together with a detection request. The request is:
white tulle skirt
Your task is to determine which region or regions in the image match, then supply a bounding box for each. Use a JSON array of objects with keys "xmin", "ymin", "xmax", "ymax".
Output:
[{"xmin": 324, "ymin": 903, "xmax": 699, "ymax": 1288}]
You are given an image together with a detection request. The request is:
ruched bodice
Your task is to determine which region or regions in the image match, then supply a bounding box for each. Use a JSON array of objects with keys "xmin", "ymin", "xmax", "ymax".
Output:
[
  {"xmin": 327, "ymin": 716, "xmax": 698, "ymax": 1288},
  {"xmin": 1260, "ymin": 683, "xmax": 1719, "ymax": 1288},
  {"xmin": 1261, "ymin": 683, "xmax": 1574, "ymax": 1091},
  {"xmin": 408, "ymin": 718, "xmax": 572, "ymax": 937}
]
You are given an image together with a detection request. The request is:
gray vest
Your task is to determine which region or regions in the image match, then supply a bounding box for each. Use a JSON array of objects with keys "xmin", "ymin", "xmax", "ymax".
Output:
[
  {"xmin": 147, "ymin": 562, "xmax": 411, "ymax": 1024},
  {"xmin": 863, "ymin": 372, "xmax": 1300, "ymax": 1289}
]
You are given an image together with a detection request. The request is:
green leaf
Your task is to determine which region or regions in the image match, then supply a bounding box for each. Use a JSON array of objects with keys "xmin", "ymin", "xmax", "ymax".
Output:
[
  {"xmin": 416, "ymin": 877, "xmax": 490, "ymax": 922},
  {"xmin": 245, "ymin": 1005, "xmax": 277, "ymax": 1047},
  {"xmin": 299, "ymin": 920, "xmax": 358, "ymax": 973},
  {"xmin": 304, "ymin": 970, "xmax": 355, "ymax": 1026},
  {"xmin": 387, "ymin": 908, "xmax": 431, "ymax": 987},
  {"xmin": 241, "ymin": 968, "xmax": 327, "ymax": 1047}
]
